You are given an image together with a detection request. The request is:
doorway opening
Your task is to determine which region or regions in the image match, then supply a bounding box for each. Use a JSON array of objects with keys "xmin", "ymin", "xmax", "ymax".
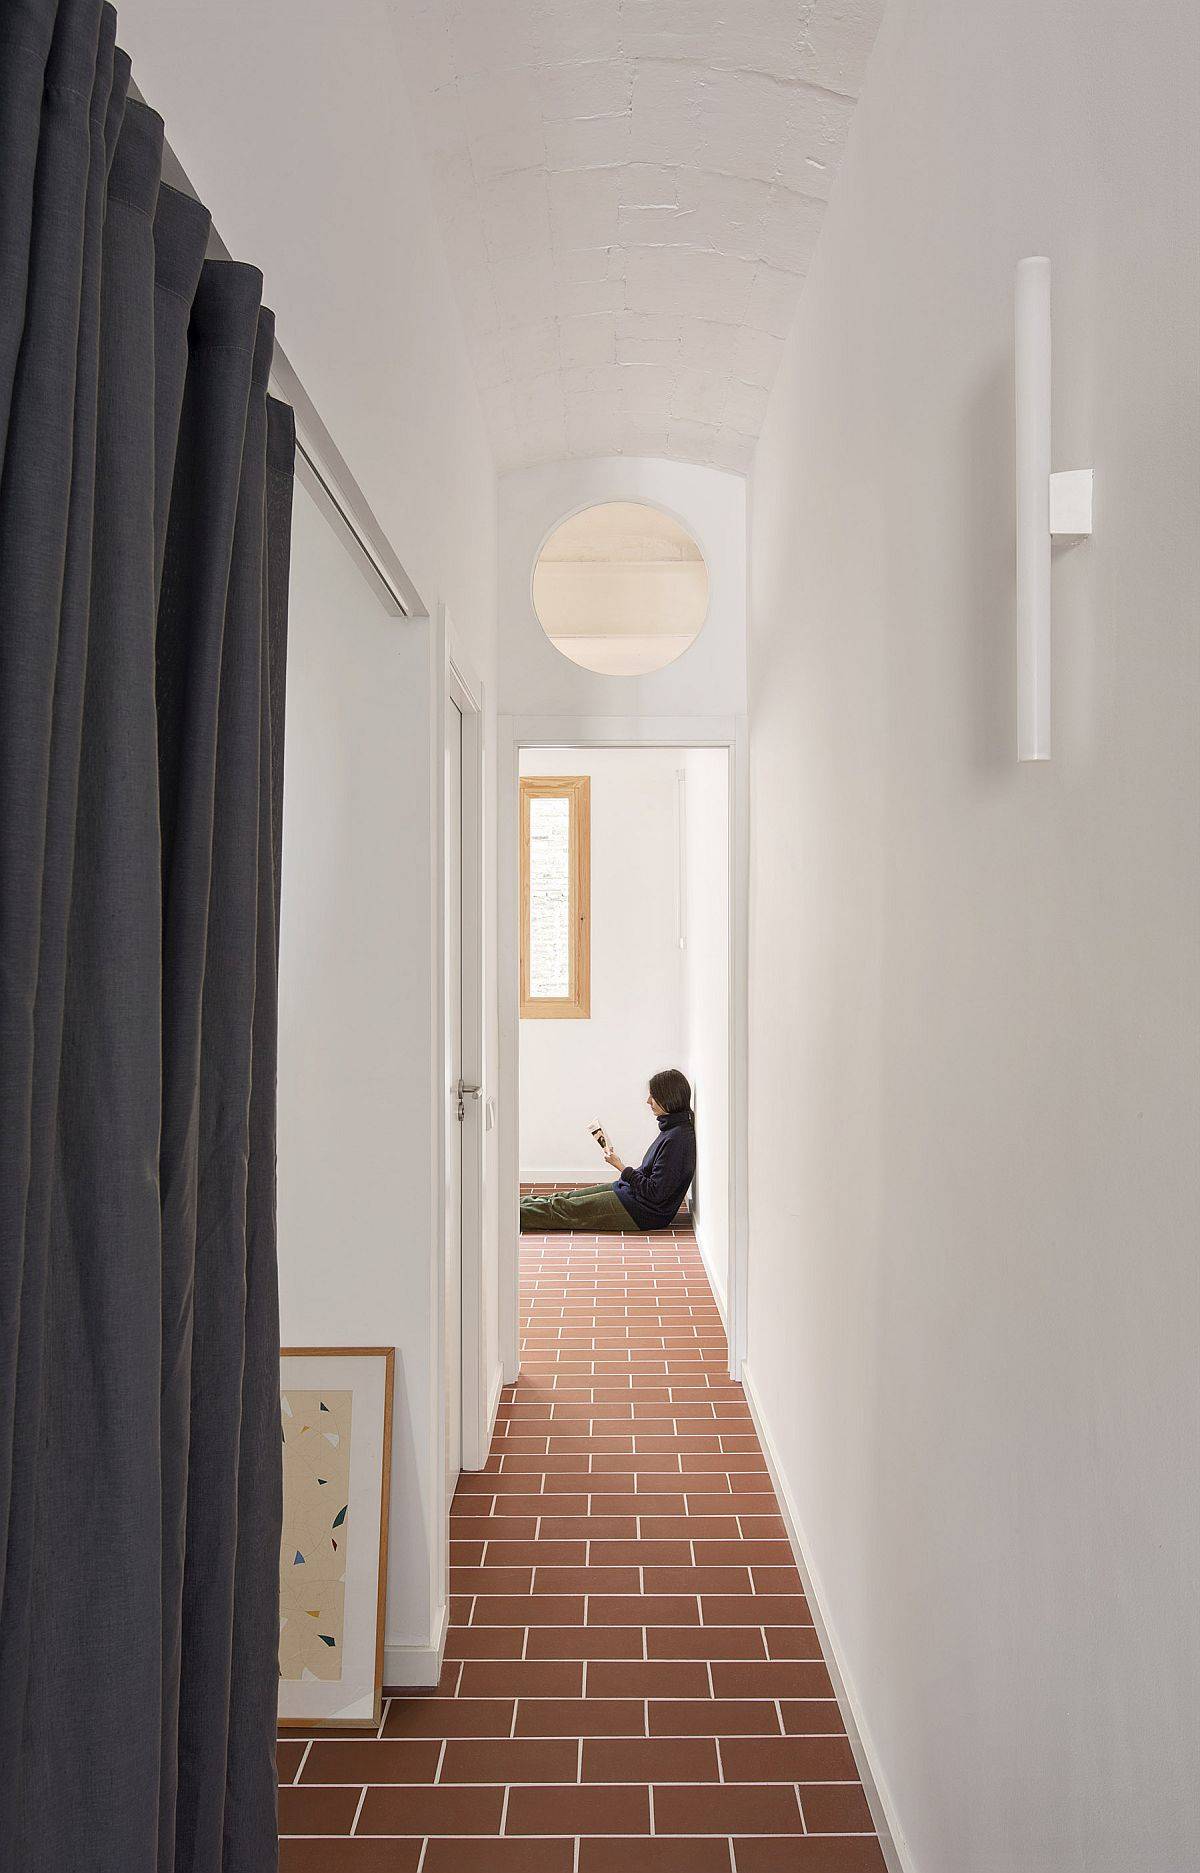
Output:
[{"xmin": 500, "ymin": 730, "xmax": 746, "ymax": 1380}]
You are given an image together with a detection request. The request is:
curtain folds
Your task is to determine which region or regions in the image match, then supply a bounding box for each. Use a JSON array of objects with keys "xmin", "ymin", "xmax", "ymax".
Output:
[{"xmin": 0, "ymin": 3, "xmax": 294, "ymax": 1868}]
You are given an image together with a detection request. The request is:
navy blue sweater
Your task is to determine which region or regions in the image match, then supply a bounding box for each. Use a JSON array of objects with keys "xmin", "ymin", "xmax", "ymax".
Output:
[{"xmin": 613, "ymin": 1110, "xmax": 696, "ymax": 1230}]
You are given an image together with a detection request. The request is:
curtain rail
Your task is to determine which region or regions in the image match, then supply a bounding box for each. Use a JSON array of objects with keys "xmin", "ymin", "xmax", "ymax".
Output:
[{"xmin": 143, "ymin": 88, "xmax": 425, "ymax": 622}]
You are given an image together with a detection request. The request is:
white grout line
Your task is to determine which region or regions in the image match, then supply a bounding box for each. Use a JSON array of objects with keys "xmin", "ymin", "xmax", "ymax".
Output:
[
  {"xmin": 348, "ymin": 1785, "xmax": 368, "ymax": 1836},
  {"xmin": 287, "ymin": 1833, "xmax": 875, "ymax": 1842},
  {"xmin": 499, "ymin": 1784, "xmax": 511, "ymax": 1837},
  {"xmin": 292, "ymin": 1739, "xmax": 312, "ymax": 1785}
]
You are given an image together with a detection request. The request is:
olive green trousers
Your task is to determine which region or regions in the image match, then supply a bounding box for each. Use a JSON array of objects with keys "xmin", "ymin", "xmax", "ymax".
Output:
[{"xmin": 519, "ymin": 1184, "xmax": 632, "ymax": 1233}]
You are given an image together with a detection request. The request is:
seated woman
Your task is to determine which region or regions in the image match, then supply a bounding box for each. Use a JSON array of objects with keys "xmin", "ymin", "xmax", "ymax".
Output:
[{"xmin": 520, "ymin": 1069, "xmax": 696, "ymax": 1234}]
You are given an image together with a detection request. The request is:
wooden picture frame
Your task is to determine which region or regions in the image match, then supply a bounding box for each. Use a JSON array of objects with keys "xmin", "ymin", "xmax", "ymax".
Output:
[
  {"xmin": 520, "ymin": 774, "xmax": 591, "ymax": 1019},
  {"xmin": 277, "ymin": 1346, "xmax": 394, "ymax": 1730}
]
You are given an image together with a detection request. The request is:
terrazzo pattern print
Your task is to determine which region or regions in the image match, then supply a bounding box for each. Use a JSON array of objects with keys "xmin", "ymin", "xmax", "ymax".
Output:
[{"xmin": 280, "ymin": 1388, "xmax": 352, "ymax": 1680}]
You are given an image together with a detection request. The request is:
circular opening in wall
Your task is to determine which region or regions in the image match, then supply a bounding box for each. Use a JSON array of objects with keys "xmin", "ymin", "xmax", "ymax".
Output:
[{"xmin": 532, "ymin": 501, "xmax": 709, "ymax": 677}]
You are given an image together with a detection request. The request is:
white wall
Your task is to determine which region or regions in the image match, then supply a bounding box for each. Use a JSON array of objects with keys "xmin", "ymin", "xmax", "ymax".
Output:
[
  {"xmin": 277, "ymin": 484, "xmax": 444, "ymax": 1665},
  {"xmin": 119, "ymin": 0, "xmax": 494, "ymax": 635},
  {"xmin": 117, "ymin": 0, "xmax": 500, "ymax": 1678},
  {"xmin": 519, "ymin": 749, "xmax": 687, "ymax": 1182},
  {"xmin": 681, "ymin": 749, "xmax": 730, "ymax": 1310},
  {"xmin": 746, "ymin": 3, "xmax": 1200, "ymax": 1871}
]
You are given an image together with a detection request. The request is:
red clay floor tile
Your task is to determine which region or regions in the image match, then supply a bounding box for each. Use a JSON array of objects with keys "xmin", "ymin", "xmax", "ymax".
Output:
[
  {"xmin": 356, "ymin": 1784, "xmax": 504, "ymax": 1835},
  {"xmin": 654, "ymin": 1781, "xmax": 804, "ymax": 1834},
  {"xmin": 581, "ymin": 1735, "xmax": 720, "ymax": 1783},
  {"xmin": 719, "ymin": 1734, "xmax": 859, "ymax": 1782},
  {"xmin": 279, "ymin": 1843, "xmax": 422, "ymax": 1873},
  {"xmin": 422, "ymin": 1841, "xmax": 574, "ymax": 1873},
  {"xmin": 733, "ymin": 1839, "xmax": 889, "ymax": 1872},
  {"xmin": 579, "ymin": 1840, "xmax": 734, "ymax": 1873},
  {"xmin": 299, "ymin": 1737, "xmax": 441, "ymax": 1783},
  {"xmin": 505, "ymin": 1781, "xmax": 651, "ymax": 1835},
  {"xmin": 802, "ymin": 1782, "xmax": 879, "ymax": 1833},
  {"xmin": 456, "ymin": 1658, "xmax": 583, "ymax": 1697},
  {"xmin": 277, "ymin": 1785, "xmax": 362, "ymax": 1836},
  {"xmin": 438, "ymin": 1737, "xmax": 579, "ymax": 1784},
  {"xmin": 275, "ymin": 1739, "xmax": 307, "ymax": 1784}
]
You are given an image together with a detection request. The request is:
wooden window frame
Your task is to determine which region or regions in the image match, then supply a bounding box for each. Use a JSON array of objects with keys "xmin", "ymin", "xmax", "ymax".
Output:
[{"xmin": 520, "ymin": 775, "xmax": 591, "ymax": 1020}]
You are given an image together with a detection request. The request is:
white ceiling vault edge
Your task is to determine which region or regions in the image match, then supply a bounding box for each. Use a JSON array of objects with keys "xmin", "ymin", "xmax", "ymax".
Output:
[{"xmin": 386, "ymin": 0, "xmax": 885, "ymax": 475}]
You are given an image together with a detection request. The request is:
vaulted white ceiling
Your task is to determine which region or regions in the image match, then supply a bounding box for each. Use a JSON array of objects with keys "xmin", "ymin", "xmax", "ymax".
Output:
[{"xmin": 387, "ymin": 2, "xmax": 884, "ymax": 474}]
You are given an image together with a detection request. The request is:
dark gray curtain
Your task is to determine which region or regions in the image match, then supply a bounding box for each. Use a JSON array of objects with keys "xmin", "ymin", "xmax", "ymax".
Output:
[{"xmin": 0, "ymin": 3, "xmax": 294, "ymax": 1868}]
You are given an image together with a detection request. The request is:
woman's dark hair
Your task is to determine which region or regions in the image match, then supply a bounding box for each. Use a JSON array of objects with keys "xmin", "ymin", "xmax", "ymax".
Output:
[{"xmin": 649, "ymin": 1068, "xmax": 692, "ymax": 1118}]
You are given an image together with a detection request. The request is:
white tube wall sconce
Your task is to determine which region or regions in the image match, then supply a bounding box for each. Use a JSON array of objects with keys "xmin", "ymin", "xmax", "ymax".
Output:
[{"xmin": 1014, "ymin": 256, "xmax": 1094, "ymax": 761}]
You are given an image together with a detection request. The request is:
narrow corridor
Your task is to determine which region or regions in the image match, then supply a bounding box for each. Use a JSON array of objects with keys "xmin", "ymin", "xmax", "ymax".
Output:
[{"xmin": 278, "ymin": 1225, "xmax": 887, "ymax": 1871}]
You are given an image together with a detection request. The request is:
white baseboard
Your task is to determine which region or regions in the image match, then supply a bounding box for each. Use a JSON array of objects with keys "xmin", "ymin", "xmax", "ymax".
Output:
[
  {"xmin": 740, "ymin": 1363, "xmax": 916, "ymax": 1873},
  {"xmin": 693, "ymin": 1221, "xmax": 728, "ymax": 1329},
  {"xmin": 485, "ymin": 1360, "xmax": 504, "ymax": 1450},
  {"xmin": 463, "ymin": 1360, "xmax": 506, "ymax": 1473},
  {"xmin": 383, "ymin": 1599, "xmax": 448, "ymax": 1691}
]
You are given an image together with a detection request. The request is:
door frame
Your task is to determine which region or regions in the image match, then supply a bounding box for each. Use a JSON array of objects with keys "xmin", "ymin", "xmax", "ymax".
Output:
[
  {"xmin": 435, "ymin": 613, "xmax": 490, "ymax": 1505},
  {"xmin": 497, "ymin": 713, "xmax": 750, "ymax": 1384}
]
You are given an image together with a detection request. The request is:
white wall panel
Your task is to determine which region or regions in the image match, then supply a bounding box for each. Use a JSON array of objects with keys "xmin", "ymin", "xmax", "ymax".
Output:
[{"xmin": 747, "ymin": 2, "xmax": 1200, "ymax": 1866}]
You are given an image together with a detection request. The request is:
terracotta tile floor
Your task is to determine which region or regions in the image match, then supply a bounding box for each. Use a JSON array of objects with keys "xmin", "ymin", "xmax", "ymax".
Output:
[{"xmin": 278, "ymin": 1223, "xmax": 886, "ymax": 1872}]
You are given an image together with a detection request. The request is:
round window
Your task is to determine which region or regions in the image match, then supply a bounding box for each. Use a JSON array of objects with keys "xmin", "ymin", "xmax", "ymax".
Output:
[{"xmin": 532, "ymin": 501, "xmax": 709, "ymax": 677}]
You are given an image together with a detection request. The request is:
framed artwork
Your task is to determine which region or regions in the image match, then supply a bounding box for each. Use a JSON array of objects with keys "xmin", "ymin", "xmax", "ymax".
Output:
[{"xmin": 278, "ymin": 1346, "xmax": 394, "ymax": 1730}]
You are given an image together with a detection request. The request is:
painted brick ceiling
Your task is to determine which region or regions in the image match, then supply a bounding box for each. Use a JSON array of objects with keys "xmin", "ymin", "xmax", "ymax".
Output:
[{"xmin": 387, "ymin": 1, "xmax": 884, "ymax": 474}]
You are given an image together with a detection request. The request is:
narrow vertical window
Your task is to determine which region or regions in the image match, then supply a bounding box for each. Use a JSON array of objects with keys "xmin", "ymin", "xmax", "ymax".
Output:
[{"xmin": 520, "ymin": 776, "xmax": 590, "ymax": 1019}]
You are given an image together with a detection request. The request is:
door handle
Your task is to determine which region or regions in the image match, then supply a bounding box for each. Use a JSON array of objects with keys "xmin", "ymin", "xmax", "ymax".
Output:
[{"xmin": 454, "ymin": 1080, "xmax": 482, "ymax": 1121}]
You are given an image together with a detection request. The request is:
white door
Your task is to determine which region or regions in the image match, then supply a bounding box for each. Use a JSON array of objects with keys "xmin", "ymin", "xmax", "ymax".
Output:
[{"xmin": 445, "ymin": 695, "xmax": 464, "ymax": 1490}]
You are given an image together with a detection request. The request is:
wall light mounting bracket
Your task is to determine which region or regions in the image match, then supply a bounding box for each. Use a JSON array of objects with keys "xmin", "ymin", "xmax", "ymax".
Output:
[
  {"xmin": 1014, "ymin": 256, "xmax": 1094, "ymax": 761},
  {"xmin": 1048, "ymin": 468, "xmax": 1094, "ymax": 538}
]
